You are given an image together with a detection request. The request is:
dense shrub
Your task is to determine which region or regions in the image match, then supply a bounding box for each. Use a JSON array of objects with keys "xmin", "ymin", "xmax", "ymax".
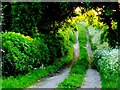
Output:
[
  {"xmin": 2, "ymin": 32, "xmax": 49, "ymax": 77},
  {"xmin": 44, "ymin": 34, "xmax": 60, "ymax": 64},
  {"xmin": 88, "ymin": 26, "xmax": 102, "ymax": 51}
]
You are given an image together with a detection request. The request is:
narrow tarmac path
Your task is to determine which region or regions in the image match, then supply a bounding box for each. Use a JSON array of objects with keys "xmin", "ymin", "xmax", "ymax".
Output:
[
  {"xmin": 81, "ymin": 28, "xmax": 101, "ymax": 88},
  {"xmin": 27, "ymin": 31, "xmax": 79, "ymax": 88}
]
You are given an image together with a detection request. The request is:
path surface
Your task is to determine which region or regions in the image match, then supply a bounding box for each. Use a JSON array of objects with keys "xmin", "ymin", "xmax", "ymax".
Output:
[
  {"xmin": 27, "ymin": 31, "xmax": 79, "ymax": 88},
  {"xmin": 81, "ymin": 68, "xmax": 101, "ymax": 88},
  {"xmin": 86, "ymin": 30, "xmax": 93, "ymax": 67},
  {"xmin": 28, "ymin": 68, "xmax": 70, "ymax": 88},
  {"xmin": 81, "ymin": 28, "xmax": 101, "ymax": 88},
  {"xmin": 73, "ymin": 31, "xmax": 79, "ymax": 59}
]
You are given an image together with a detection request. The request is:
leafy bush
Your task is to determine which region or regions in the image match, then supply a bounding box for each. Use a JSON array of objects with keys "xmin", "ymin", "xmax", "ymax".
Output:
[
  {"xmin": 2, "ymin": 32, "xmax": 49, "ymax": 77},
  {"xmin": 87, "ymin": 26, "xmax": 102, "ymax": 49},
  {"xmin": 57, "ymin": 24, "xmax": 75, "ymax": 57},
  {"xmin": 43, "ymin": 34, "xmax": 61, "ymax": 64},
  {"xmin": 2, "ymin": 16, "xmax": 76, "ymax": 77},
  {"xmin": 100, "ymin": 27, "xmax": 118, "ymax": 48},
  {"xmin": 74, "ymin": 8, "xmax": 104, "ymax": 29}
]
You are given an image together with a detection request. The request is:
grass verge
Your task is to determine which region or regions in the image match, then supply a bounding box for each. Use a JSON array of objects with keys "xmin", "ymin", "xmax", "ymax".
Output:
[
  {"xmin": 2, "ymin": 53, "xmax": 73, "ymax": 88},
  {"xmin": 57, "ymin": 23, "xmax": 89, "ymax": 88}
]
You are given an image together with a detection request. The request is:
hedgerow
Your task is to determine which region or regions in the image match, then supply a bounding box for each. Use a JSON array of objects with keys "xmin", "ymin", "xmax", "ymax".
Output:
[
  {"xmin": 88, "ymin": 22, "xmax": 119, "ymax": 88},
  {"xmin": 2, "ymin": 32, "xmax": 49, "ymax": 77},
  {"xmin": 2, "ymin": 17, "xmax": 77, "ymax": 88}
]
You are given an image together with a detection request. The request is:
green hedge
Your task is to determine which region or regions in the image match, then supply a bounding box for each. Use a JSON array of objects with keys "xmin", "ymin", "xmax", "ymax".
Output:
[{"xmin": 2, "ymin": 32, "xmax": 49, "ymax": 77}]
